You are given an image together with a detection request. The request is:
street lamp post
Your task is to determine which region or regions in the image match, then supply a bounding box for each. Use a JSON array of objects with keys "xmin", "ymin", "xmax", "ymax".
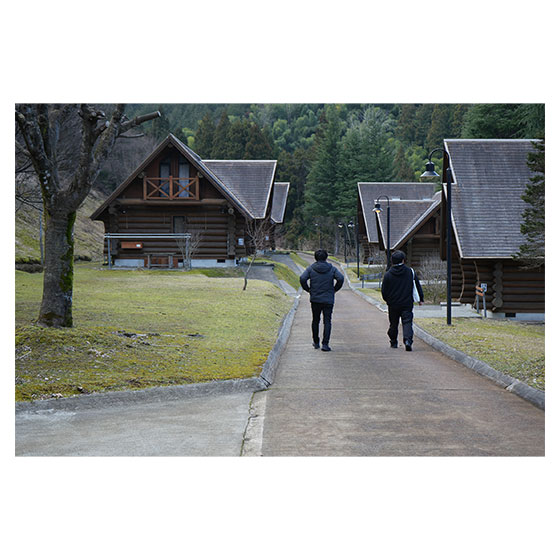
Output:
[
  {"xmin": 374, "ymin": 195, "xmax": 391, "ymax": 270},
  {"xmin": 314, "ymin": 222, "xmax": 322, "ymax": 249},
  {"xmin": 421, "ymin": 148, "xmax": 453, "ymax": 326},
  {"xmin": 337, "ymin": 220, "xmax": 355, "ymax": 265},
  {"xmin": 337, "ymin": 222, "xmax": 348, "ymax": 263}
]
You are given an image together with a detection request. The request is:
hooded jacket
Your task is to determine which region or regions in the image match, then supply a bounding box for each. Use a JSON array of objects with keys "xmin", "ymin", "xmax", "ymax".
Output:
[
  {"xmin": 381, "ymin": 263, "xmax": 424, "ymax": 308},
  {"xmin": 299, "ymin": 261, "xmax": 344, "ymax": 305}
]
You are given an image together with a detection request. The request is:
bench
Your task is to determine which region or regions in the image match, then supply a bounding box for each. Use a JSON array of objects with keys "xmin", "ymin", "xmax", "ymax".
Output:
[{"xmin": 361, "ymin": 272, "xmax": 383, "ymax": 288}]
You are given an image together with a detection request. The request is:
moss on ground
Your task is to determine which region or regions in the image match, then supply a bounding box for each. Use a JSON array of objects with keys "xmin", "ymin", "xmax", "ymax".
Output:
[
  {"xmin": 358, "ymin": 287, "xmax": 384, "ymax": 302},
  {"xmin": 415, "ymin": 317, "xmax": 545, "ymax": 391},
  {"xmin": 15, "ymin": 265, "xmax": 292, "ymax": 401},
  {"xmin": 254, "ymin": 258, "xmax": 300, "ymax": 290},
  {"xmin": 289, "ymin": 252, "xmax": 309, "ymax": 270}
]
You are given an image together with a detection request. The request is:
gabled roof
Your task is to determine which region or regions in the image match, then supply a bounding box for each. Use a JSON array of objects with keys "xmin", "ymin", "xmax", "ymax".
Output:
[
  {"xmin": 270, "ymin": 182, "xmax": 290, "ymax": 224},
  {"xmin": 90, "ymin": 133, "xmax": 277, "ymax": 221},
  {"xmin": 202, "ymin": 160, "xmax": 277, "ymax": 220},
  {"xmin": 382, "ymin": 191, "xmax": 442, "ymax": 249},
  {"xmin": 358, "ymin": 182, "xmax": 436, "ymax": 243},
  {"xmin": 445, "ymin": 139, "xmax": 538, "ymax": 259}
]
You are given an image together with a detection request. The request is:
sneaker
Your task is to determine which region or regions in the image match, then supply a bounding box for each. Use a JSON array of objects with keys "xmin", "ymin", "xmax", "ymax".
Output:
[
  {"xmin": 312, "ymin": 342, "xmax": 320, "ymax": 349},
  {"xmin": 404, "ymin": 340, "xmax": 412, "ymax": 352},
  {"xmin": 390, "ymin": 340, "xmax": 398, "ymax": 349},
  {"xmin": 321, "ymin": 344, "xmax": 331, "ymax": 352}
]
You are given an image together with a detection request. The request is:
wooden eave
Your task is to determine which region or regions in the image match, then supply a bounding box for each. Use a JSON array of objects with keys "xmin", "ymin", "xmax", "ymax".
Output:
[
  {"xmin": 392, "ymin": 193, "xmax": 441, "ymax": 249},
  {"xmin": 90, "ymin": 133, "xmax": 252, "ymax": 221}
]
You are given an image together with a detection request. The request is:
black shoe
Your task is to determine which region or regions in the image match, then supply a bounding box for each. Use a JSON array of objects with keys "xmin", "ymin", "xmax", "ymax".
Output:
[
  {"xmin": 405, "ymin": 340, "xmax": 412, "ymax": 351},
  {"xmin": 390, "ymin": 340, "xmax": 398, "ymax": 348},
  {"xmin": 312, "ymin": 342, "xmax": 320, "ymax": 349},
  {"xmin": 321, "ymin": 344, "xmax": 331, "ymax": 352}
]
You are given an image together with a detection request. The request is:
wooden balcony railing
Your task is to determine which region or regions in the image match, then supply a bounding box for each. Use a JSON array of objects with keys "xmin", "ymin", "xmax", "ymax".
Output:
[{"xmin": 143, "ymin": 176, "xmax": 200, "ymax": 200}]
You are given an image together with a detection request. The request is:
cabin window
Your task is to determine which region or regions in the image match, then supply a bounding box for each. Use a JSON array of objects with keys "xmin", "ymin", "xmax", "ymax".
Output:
[
  {"xmin": 159, "ymin": 157, "xmax": 171, "ymax": 197},
  {"xmin": 173, "ymin": 216, "xmax": 186, "ymax": 233},
  {"xmin": 178, "ymin": 157, "xmax": 191, "ymax": 198}
]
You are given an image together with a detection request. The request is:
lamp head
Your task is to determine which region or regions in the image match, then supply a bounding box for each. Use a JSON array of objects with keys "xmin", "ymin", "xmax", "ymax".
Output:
[
  {"xmin": 374, "ymin": 203, "xmax": 381, "ymax": 214},
  {"xmin": 421, "ymin": 160, "xmax": 439, "ymax": 178}
]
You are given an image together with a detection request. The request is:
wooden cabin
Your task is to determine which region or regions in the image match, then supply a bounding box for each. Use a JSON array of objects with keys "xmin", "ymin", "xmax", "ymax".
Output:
[
  {"xmin": 442, "ymin": 139, "xmax": 544, "ymax": 320},
  {"xmin": 357, "ymin": 182, "xmax": 439, "ymax": 268},
  {"xmin": 90, "ymin": 134, "xmax": 289, "ymax": 268}
]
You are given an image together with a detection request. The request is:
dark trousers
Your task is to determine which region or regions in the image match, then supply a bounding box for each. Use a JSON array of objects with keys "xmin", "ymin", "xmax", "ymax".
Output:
[
  {"xmin": 311, "ymin": 302, "xmax": 333, "ymax": 345},
  {"xmin": 387, "ymin": 305, "xmax": 414, "ymax": 344}
]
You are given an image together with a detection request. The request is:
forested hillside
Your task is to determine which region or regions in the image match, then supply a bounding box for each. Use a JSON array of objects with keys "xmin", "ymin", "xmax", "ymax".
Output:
[{"xmin": 15, "ymin": 103, "xmax": 544, "ymax": 261}]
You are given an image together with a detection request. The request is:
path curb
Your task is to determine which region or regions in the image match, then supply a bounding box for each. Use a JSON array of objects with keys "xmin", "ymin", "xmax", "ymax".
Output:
[
  {"xmin": 16, "ymin": 288, "xmax": 302, "ymax": 414},
  {"xmin": 343, "ymin": 268, "xmax": 544, "ymax": 411},
  {"xmin": 258, "ymin": 290, "xmax": 301, "ymax": 388}
]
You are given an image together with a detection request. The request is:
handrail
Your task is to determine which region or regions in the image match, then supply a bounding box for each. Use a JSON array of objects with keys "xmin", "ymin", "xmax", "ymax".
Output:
[{"xmin": 143, "ymin": 176, "xmax": 200, "ymax": 200}]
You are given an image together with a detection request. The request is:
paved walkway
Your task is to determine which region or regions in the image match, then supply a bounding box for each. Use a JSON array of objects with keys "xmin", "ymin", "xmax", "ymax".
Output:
[
  {"xmin": 16, "ymin": 389, "xmax": 254, "ymax": 456},
  {"xmin": 255, "ymin": 258, "xmax": 544, "ymax": 456},
  {"xmin": 16, "ymin": 254, "xmax": 544, "ymax": 457}
]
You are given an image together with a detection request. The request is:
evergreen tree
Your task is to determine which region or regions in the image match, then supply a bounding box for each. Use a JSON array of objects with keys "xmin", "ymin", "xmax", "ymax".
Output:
[
  {"xmin": 426, "ymin": 104, "xmax": 451, "ymax": 148},
  {"xmin": 211, "ymin": 110, "xmax": 231, "ymax": 158},
  {"xmin": 394, "ymin": 144, "xmax": 415, "ymax": 181},
  {"xmin": 304, "ymin": 106, "xmax": 343, "ymax": 222},
  {"xmin": 194, "ymin": 112, "xmax": 216, "ymax": 158},
  {"xmin": 336, "ymin": 107, "xmax": 395, "ymax": 219},
  {"xmin": 396, "ymin": 104, "xmax": 418, "ymax": 144},
  {"xmin": 515, "ymin": 139, "xmax": 545, "ymax": 268},
  {"xmin": 226, "ymin": 119, "xmax": 250, "ymax": 158},
  {"xmin": 514, "ymin": 104, "xmax": 545, "ymax": 138},
  {"xmin": 150, "ymin": 106, "xmax": 171, "ymax": 140},
  {"xmin": 462, "ymin": 104, "xmax": 522, "ymax": 138},
  {"xmin": 414, "ymin": 104, "xmax": 435, "ymax": 147},
  {"xmin": 244, "ymin": 123, "xmax": 274, "ymax": 159},
  {"xmin": 450, "ymin": 104, "xmax": 470, "ymax": 137}
]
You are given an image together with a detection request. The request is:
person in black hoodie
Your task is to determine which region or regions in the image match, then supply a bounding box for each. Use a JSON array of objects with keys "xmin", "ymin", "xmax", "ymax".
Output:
[
  {"xmin": 381, "ymin": 250, "xmax": 424, "ymax": 351},
  {"xmin": 299, "ymin": 249, "xmax": 344, "ymax": 351}
]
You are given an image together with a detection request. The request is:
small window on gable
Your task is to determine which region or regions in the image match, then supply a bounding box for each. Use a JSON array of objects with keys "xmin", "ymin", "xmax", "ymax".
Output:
[
  {"xmin": 178, "ymin": 156, "xmax": 191, "ymax": 198},
  {"xmin": 159, "ymin": 157, "xmax": 171, "ymax": 197}
]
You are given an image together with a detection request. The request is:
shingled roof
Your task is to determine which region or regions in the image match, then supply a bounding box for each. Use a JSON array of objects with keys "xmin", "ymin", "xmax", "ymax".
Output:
[
  {"xmin": 270, "ymin": 182, "xmax": 290, "ymax": 224},
  {"xmin": 202, "ymin": 160, "xmax": 277, "ymax": 220},
  {"xmin": 358, "ymin": 182, "xmax": 436, "ymax": 244},
  {"xmin": 90, "ymin": 134, "xmax": 277, "ymax": 221},
  {"xmin": 445, "ymin": 139, "xmax": 537, "ymax": 258},
  {"xmin": 376, "ymin": 192, "xmax": 442, "ymax": 250}
]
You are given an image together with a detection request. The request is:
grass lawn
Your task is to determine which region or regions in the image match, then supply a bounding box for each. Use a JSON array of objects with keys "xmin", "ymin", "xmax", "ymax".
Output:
[
  {"xmin": 253, "ymin": 258, "xmax": 300, "ymax": 290},
  {"xmin": 289, "ymin": 252, "xmax": 309, "ymax": 270},
  {"xmin": 358, "ymin": 288, "xmax": 544, "ymax": 390},
  {"xmin": 358, "ymin": 287, "xmax": 384, "ymax": 301},
  {"xmin": 415, "ymin": 318, "xmax": 545, "ymax": 390},
  {"xmin": 15, "ymin": 264, "xmax": 292, "ymax": 401}
]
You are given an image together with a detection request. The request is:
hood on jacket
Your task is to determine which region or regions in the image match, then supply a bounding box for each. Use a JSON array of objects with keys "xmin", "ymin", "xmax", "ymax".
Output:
[
  {"xmin": 388, "ymin": 263, "xmax": 407, "ymax": 276},
  {"xmin": 312, "ymin": 261, "xmax": 333, "ymax": 274}
]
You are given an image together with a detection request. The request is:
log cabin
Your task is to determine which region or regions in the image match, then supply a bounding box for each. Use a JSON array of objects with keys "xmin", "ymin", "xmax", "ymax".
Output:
[
  {"xmin": 357, "ymin": 182, "xmax": 439, "ymax": 268},
  {"xmin": 442, "ymin": 138, "xmax": 544, "ymax": 320},
  {"xmin": 90, "ymin": 133, "xmax": 289, "ymax": 268}
]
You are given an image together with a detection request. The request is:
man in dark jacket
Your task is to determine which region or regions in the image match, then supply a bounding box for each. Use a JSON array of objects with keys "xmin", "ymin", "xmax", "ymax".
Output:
[
  {"xmin": 381, "ymin": 250, "xmax": 424, "ymax": 351},
  {"xmin": 299, "ymin": 249, "xmax": 344, "ymax": 351}
]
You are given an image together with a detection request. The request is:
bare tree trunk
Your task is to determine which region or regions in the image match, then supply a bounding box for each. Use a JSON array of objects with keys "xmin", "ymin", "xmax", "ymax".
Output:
[
  {"xmin": 242, "ymin": 252, "xmax": 257, "ymax": 291},
  {"xmin": 39, "ymin": 209, "xmax": 76, "ymax": 326},
  {"xmin": 16, "ymin": 103, "xmax": 160, "ymax": 328}
]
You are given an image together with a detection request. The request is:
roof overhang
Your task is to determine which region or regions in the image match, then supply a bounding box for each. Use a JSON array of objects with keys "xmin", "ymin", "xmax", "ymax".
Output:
[{"xmin": 90, "ymin": 133, "xmax": 253, "ymax": 221}]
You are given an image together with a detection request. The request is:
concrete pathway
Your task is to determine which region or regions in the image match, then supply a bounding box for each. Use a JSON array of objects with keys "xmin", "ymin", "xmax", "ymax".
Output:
[
  {"xmin": 15, "ymin": 254, "xmax": 544, "ymax": 457},
  {"xmin": 253, "ymin": 258, "xmax": 544, "ymax": 456},
  {"xmin": 16, "ymin": 390, "xmax": 253, "ymax": 456}
]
